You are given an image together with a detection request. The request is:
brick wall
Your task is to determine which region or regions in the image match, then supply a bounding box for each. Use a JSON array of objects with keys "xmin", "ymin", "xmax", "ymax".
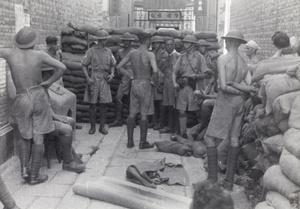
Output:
[{"xmin": 230, "ymin": 0, "xmax": 300, "ymax": 59}]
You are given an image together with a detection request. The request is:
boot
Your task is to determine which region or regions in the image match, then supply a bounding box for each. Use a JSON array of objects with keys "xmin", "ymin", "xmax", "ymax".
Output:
[
  {"xmin": 29, "ymin": 144, "xmax": 48, "ymax": 186},
  {"xmin": 179, "ymin": 112, "xmax": 187, "ymax": 138},
  {"xmin": 0, "ymin": 176, "xmax": 18, "ymax": 209},
  {"xmin": 127, "ymin": 117, "xmax": 135, "ymax": 148},
  {"xmin": 148, "ymin": 114, "xmax": 156, "ymax": 129},
  {"xmin": 71, "ymin": 147, "xmax": 84, "ymax": 164},
  {"xmin": 139, "ymin": 120, "xmax": 154, "ymax": 149},
  {"xmin": 206, "ymin": 146, "xmax": 218, "ymax": 183},
  {"xmin": 220, "ymin": 146, "xmax": 240, "ymax": 191},
  {"xmin": 89, "ymin": 104, "xmax": 96, "ymax": 134},
  {"xmin": 61, "ymin": 136, "xmax": 85, "ymax": 173},
  {"xmin": 108, "ymin": 99, "xmax": 123, "ymax": 127},
  {"xmin": 19, "ymin": 138, "xmax": 31, "ymax": 181},
  {"xmin": 154, "ymin": 102, "xmax": 164, "ymax": 130},
  {"xmin": 99, "ymin": 104, "xmax": 108, "ymax": 135}
]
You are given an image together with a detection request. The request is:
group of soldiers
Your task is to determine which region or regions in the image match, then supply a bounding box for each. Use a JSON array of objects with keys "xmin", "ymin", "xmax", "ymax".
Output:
[{"xmin": 0, "ymin": 24, "xmax": 280, "ymax": 209}]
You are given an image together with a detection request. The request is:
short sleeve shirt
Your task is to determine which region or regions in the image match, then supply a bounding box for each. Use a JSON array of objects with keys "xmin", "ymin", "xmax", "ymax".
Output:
[{"xmin": 82, "ymin": 47, "xmax": 116, "ymax": 72}]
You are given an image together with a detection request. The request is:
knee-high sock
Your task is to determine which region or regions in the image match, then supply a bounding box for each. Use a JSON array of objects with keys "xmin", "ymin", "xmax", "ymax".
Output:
[
  {"xmin": 139, "ymin": 119, "xmax": 148, "ymax": 143},
  {"xmin": 0, "ymin": 176, "xmax": 16, "ymax": 209},
  {"xmin": 206, "ymin": 146, "xmax": 218, "ymax": 182},
  {"xmin": 127, "ymin": 117, "xmax": 135, "ymax": 142},
  {"xmin": 178, "ymin": 112, "xmax": 187, "ymax": 135},
  {"xmin": 224, "ymin": 146, "xmax": 240, "ymax": 184}
]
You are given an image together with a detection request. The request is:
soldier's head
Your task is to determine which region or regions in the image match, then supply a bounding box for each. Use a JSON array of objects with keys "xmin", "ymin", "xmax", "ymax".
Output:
[
  {"xmin": 272, "ymin": 31, "xmax": 290, "ymax": 49},
  {"xmin": 182, "ymin": 35, "xmax": 198, "ymax": 51},
  {"xmin": 245, "ymin": 40, "xmax": 260, "ymax": 58},
  {"xmin": 14, "ymin": 27, "xmax": 38, "ymax": 49},
  {"xmin": 120, "ymin": 32, "xmax": 135, "ymax": 48},
  {"xmin": 197, "ymin": 39, "xmax": 210, "ymax": 55},
  {"xmin": 139, "ymin": 32, "xmax": 152, "ymax": 48},
  {"xmin": 46, "ymin": 36, "xmax": 60, "ymax": 52},
  {"xmin": 221, "ymin": 29, "xmax": 247, "ymax": 49},
  {"xmin": 151, "ymin": 36, "xmax": 164, "ymax": 50},
  {"xmin": 165, "ymin": 38, "xmax": 175, "ymax": 54}
]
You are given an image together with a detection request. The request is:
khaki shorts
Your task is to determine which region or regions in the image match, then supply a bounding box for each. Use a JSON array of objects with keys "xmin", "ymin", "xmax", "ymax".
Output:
[
  {"xmin": 13, "ymin": 86, "xmax": 55, "ymax": 139},
  {"xmin": 130, "ymin": 79, "xmax": 154, "ymax": 115},
  {"xmin": 205, "ymin": 91, "xmax": 245, "ymax": 140},
  {"xmin": 175, "ymin": 86, "xmax": 199, "ymax": 111}
]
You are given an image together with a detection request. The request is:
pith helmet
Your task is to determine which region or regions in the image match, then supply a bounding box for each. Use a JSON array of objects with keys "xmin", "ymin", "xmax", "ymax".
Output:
[
  {"xmin": 151, "ymin": 36, "xmax": 164, "ymax": 43},
  {"xmin": 14, "ymin": 27, "xmax": 38, "ymax": 49},
  {"xmin": 182, "ymin": 35, "xmax": 198, "ymax": 44},
  {"xmin": 120, "ymin": 32, "xmax": 135, "ymax": 41},
  {"xmin": 89, "ymin": 30, "xmax": 111, "ymax": 40},
  {"xmin": 197, "ymin": 39, "xmax": 210, "ymax": 46},
  {"xmin": 246, "ymin": 40, "xmax": 261, "ymax": 50},
  {"xmin": 221, "ymin": 29, "xmax": 247, "ymax": 44}
]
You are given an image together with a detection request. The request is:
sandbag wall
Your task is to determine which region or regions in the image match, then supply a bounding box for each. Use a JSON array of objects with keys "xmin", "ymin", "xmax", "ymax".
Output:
[{"xmin": 253, "ymin": 59, "xmax": 300, "ymax": 209}]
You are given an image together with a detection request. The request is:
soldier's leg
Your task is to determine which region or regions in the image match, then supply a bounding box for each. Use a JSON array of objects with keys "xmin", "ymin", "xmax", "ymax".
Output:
[
  {"xmin": 19, "ymin": 138, "xmax": 31, "ymax": 181},
  {"xmin": 153, "ymin": 100, "xmax": 164, "ymax": 130},
  {"xmin": 0, "ymin": 176, "xmax": 19, "ymax": 209},
  {"xmin": 178, "ymin": 110, "xmax": 187, "ymax": 138},
  {"xmin": 127, "ymin": 112, "xmax": 137, "ymax": 148},
  {"xmin": 139, "ymin": 114, "xmax": 154, "ymax": 149},
  {"xmin": 99, "ymin": 104, "xmax": 108, "ymax": 135},
  {"xmin": 89, "ymin": 104, "xmax": 96, "ymax": 134},
  {"xmin": 109, "ymin": 86, "xmax": 124, "ymax": 127},
  {"xmin": 159, "ymin": 106, "xmax": 174, "ymax": 133},
  {"xmin": 204, "ymin": 135, "xmax": 218, "ymax": 183},
  {"xmin": 29, "ymin": 134, "xmax": 48, "ymax": 185}
]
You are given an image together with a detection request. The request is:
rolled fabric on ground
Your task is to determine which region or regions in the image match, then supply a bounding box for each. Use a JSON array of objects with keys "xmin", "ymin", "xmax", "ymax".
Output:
[
  {"xmin": 255, "ymin": 201, "xmax": 275, "ymax": 209},
  {"xmin": 284, "ymin": 128, "xmax": 300, "ymax": 159},
  {"xmin": 263, "ymin": 165, "xmax": 300, "ymax": 198},
  {"xmin": 280, "ymin": 148, "xmax": 300, "ymax": 186},
  {"xmin": 73, "ymin": 176, "xmax": 192, "ymax": 209},
  {"xmin": 266, "ymin": 191, "xmax": 292, "ymax": 209}
]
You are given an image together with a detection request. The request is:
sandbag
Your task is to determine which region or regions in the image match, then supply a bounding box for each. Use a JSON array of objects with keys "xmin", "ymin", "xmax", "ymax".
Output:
[
  {"xmin": 258, "ymin": 74, "xmax": 300, "ymax": 114},
  {"xmin": 70, "ymin": 44, "xmax": 87, "ymax": 50},
  {"xmin": 205, "ymin": 38, "xmax": 218, "ymax": 42},
  {"xmin": 284, "ymin": 128, "xmax": 300, "ymax": 159},
  {"xmin": 252, "ymin": 56, "xmax": 300, "ymax": 82},
  {"xmin": 289, "ymin": 94, "xmax": 300, "ymax": 129},
  {"xmin": 263, "ymin": 165, "xmax": 300, "ymax": 198},
  {"xmin": 63, "ymin": 75, "xmax": 85, "ymax": 84},
  {"xmin": 253, "ymin": 114, "xmax": 281, "ymax": 137},
  {"xmin": 262, "ymin": 134, "xmax": 284, "ymax": 155},
  {"xmin": 272, "ymin": 91, "xmax": 300, "ymax": 123},
  {"xmin": 62, "ymin": 60, "xmax": 82, "ymax": 71},
  {"xmin": 61, "ymin": 35, "xmax": 87, "ymax": 47},
  {"xmin": 144, "ymin": 28, "xmax": 157, "ymax": 36},
  {"xmin": 62, "ymin": 44, "xmax": 86, "ymax": 54},
  {"xmin": 61, "ymin": 27, "xmax": 74, "ymax": 35},
  {"xmin": 154, "ymin": 141, "xmax": 192, "ymax": 156},
  {"xmin": 278, "ymin": 119, "xmax": 289, "ymax": 134},
  {"xmin": 280, "ymin": 148, "xmax": 300, "ymax": 187},
  {"xmin": 193, "ymin": 31, "xmax": 217, "ymax": 39},
  {"xmin": 107, "ymin": 35, "xmax": 123, "ymax": 44},
  {"xmin": 155, "ymin": 29, "xmax": 181, "ymax": 38},
  {"xmin": 181, "ymin": 29, "xmax": 193, "ymax": 37},
  {"xmin": 206, "ymin": 42, "xmax": 220, "ymax": 50},
  {"xmin": 192, "ymin": 141, "xmax": 206, "ymax": 158},
  {"xmin": 70, "ymin": 70, "xmax": 85, "ymax": 78},
  {"xmin": 266, "ymin": 191, "xmax": 292, "ymax": 209},
  {"xmin": 255, "ymin": 201, "xmax": 274, "ymax": 209},
  {"xmin": 103, "ymin": 27, "xmax": 114, "ymax": 34},
  {"xmin": 62, "ymin": 52, "xmax": 84, "ymax": 63},
  {"xmin": 112, "ymin": 27, "xmax": 144, "ymax": 35}
]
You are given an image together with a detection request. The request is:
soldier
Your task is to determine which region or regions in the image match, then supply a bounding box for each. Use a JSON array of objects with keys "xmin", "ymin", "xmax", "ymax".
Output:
[
  {"xmin": 109, "ymin": 32, "xmax": 135, "ymax": 127},
  {"xmin": 0, "ymin": 27, "xmax": 66, "ymax": 185},
  {"xmin": 159, "ymin": 38, "xmax": 180, "ymax": 134},
  {"xmin": 172, "ymin": 35, "xmax": 211, "ymax": 138},
  {"xmin": 150, "ymin": 36, "xmax": 168, "ymax": 130},
  {"xmin": 204, "ymin": 29, "xmax": 251, "ymax": 191},
  {"xmin": 116, "ymin": 32, "xmax": 158, "ymax": 149},
  {"xmin": 196, "ymin": 39, "xmax": 210, "ymax": 56},
  {"xmin": 245, "ymin": 40, "xmax": 261, "ymax": 75},
  {"xmin": 82, "ymin": 30, "xmax": 116, "ymax": 135}
]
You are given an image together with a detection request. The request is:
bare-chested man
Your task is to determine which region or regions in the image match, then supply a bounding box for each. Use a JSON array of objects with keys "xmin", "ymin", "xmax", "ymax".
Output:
[
  {"xmin": 204, "ymin": 29, "xmax": 251, "ymax": 191},
  {"xmin": 109, "ymin": 32, "xmax": 135, "ymax": 127},
  {"xmin": 0, "ymin": 27, "xmax": 66, "ymax": 186},
  {"xmin": 116, "ymin": 32, "xmax": 158, "ymax": 149}
]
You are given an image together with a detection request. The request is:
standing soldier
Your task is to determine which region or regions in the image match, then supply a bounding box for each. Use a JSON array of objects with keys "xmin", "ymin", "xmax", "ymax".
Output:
[
  {"xmin": 159, "ymin": 38, "xmax": 180, "ymax": 134},
  {"xmin": 204, "ymin": 30, "xmax": 251, "ymax": 191},
  {"xmin": 150, "ymin": 36, "xmax": 168, "ymax": 130},
  {"xmin": 82, "ymin": 30, "xmax": 116, "ymax": 135},
  {"xmin": 116, "ymin": 32, "xmax": 158, "ymax": 149},
  {"xmin": 109, "ymin": 32, "xmax": 135, "ymax": 127},
  {"xmin": 172, "ymin": 35, "xmax": 211, "ymax": 138}
]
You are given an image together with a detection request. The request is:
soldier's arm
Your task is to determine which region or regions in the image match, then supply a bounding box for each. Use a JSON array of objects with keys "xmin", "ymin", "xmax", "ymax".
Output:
[
  {"xmin": 149, "ymin": 52, "xmax": 159, "ymax": 85},
  {"xmin": 218, "ymin": 55, "xmax": 242, "ymax": 95},
  {"xmin": 0, "ymin": 48, "xmax": 10, "ymax": 59},
  {"xmin": 116, "ymin": 52, "xmax": 133, "ymax": 79},
  {"xmin": 227, "ymin": 66, "xmax": 256, "ymax": 93},
  {"xmin": 40, "ymin": 52, "xmax": 66, "ymax": 88},
  {"xmin": 81, "ymin": 50, "xmax": 93, "ymax": 85},
  {"xmin": 107, "ymin": 52, "xmax": 116, "ymax": 82},
  {"xmin": 197, "ymin": 55, "xmax": 212, "ymax": 80},
  {"xmin": 172, "ymin": 57, "xmax": 181, "ymax": 88}
]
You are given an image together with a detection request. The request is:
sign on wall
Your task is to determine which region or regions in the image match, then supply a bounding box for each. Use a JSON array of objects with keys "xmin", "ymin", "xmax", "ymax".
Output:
[{"xmin": 148, "ymin": 11, "xmax": 181, "ymax": 21}]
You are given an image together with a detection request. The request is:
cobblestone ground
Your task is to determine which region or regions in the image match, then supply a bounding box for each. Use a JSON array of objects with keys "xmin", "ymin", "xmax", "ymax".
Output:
[{"xmin": 0, "ymin": 124, "xmax": 252, "ymax": 209}]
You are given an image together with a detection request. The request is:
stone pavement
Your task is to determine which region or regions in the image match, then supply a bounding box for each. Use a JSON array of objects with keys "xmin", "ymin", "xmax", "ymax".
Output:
[{"xmin": 0, "ymin": 124, "xmax": 252, "ymax": 209}]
